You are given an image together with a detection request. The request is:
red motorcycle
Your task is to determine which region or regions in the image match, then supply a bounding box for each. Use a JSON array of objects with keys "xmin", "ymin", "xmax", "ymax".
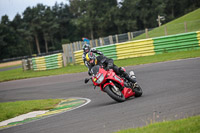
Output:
[{"xmin": 85, "ymin": 65, "xmax": 142, "ymax": 102}]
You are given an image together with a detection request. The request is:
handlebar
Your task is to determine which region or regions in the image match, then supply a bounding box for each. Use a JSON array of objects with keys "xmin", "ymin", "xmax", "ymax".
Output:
[{"xmin": 84, "ymin": 78, "xmax": 92, "ymax": 84}]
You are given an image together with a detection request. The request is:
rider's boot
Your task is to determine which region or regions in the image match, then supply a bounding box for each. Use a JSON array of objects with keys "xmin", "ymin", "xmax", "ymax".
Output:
[
  {"xmin": 119, "ymin": 67, "xmax": 138, "ymax": 89},
  {"xmin": 124, "ymin": 73, "xmax": 138, "ymax": 88}
]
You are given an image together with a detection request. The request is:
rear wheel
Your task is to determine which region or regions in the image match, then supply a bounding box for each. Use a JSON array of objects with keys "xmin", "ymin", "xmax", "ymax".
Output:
[
  {"xmin": 104, "ymin": 85, "xmax": 125, "ymax": 102},
  {"xmin": 133, "ymin": 85, "xmax": 143, "ymax": 97}
]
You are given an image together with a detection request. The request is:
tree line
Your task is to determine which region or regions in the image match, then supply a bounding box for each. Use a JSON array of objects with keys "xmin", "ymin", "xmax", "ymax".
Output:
[{"xmin": 0, "ymin": 0, "xmax": 199, "ymax": 60}]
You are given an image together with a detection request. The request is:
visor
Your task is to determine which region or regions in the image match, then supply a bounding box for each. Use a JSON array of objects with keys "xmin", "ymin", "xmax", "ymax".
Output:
[
  {"xmin": 85, "ymin": 49, "xmax": 89, "ymax": 52},
  {"xmin": 90, "ymin": 59, "xmax": 94, "ymax": 64}
]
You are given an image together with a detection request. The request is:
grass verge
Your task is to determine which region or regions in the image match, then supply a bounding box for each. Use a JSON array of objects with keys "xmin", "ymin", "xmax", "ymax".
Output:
[
  {"xmin": 114, "ymin": 49, "xmax": 200, "ymax": 67},
  {"xmin": 0, "ymin": 49, "xmax": 200, "ymax": 82},
  {"xmin": 133, "ymin": 8, "xmax": 200, "ymax": 40},
  {"xmin": 0, "ymin": 64, "xmax": 88, "ymax": 82},
  {"xmin": 0, "ymin": 99, "xmax": 62, "ymax": 122},
  {"xmin": 115, "ymin": 115, "xmax": 200, "ymax": 133}
]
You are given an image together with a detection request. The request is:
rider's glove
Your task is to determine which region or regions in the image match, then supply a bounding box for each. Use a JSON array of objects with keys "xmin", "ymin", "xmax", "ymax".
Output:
[
  {"xmin": 88, "ymin": 70, "xmax": 92, "ymax": 76},
  {"xmin": 107, "ymin": 63, "xmax": 113, "ymax": 69},
  {"xmin": 99, "ymin": 52, "xmax": 103, "ymax": 55},
  {"xmin": 105, "ymin": 67, "xmax": 109, "ymax": 71}
]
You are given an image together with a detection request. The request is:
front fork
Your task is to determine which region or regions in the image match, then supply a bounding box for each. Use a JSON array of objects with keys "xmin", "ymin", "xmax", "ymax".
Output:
[
  {"xmin": 109, "ymin": 81, "xmax": 120, "ymax": 92},
  {"xmin": 101, "ymin": 81, "xmax": 118, "ymax": 92}
]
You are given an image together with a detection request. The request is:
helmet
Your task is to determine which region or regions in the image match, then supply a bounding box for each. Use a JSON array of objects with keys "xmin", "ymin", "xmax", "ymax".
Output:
[
  {"xmin": 86, "ymin": 52, "xmax": 96, "ymax": 66},
  {"xmin": 83, "ymin": 44, "xmax": 90, "ymax": 53}
]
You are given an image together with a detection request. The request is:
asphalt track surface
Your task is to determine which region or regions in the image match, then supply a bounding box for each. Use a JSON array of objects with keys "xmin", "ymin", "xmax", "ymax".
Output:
[
  {"xmin": 0, "ymin": 58, "xmax": 200, "ymax": 133},
  {"xmin": 0, "ymin": 66, "xmax": 21, "ymax": 72}
]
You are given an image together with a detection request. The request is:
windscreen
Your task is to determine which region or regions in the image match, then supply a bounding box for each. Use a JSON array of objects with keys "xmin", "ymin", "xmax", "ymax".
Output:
[{"xmin": 91, "ymin": 65, "xmax": 100, "ymax": 75}]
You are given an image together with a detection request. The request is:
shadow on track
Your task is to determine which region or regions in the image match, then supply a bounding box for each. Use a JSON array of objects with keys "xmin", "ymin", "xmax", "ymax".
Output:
[
  {"xmin": 90, "ymin": 100, "xmax": 120, "ymax": 108},
  {"xmin": 89, "ymin": 96, "xmax": 138, "ymax": 109}
]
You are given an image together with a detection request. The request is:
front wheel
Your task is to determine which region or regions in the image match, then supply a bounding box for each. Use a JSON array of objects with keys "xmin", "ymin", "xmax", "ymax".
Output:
[{"xmin": 104, "ymin": 85, "xmax": 125, "ymax": 102}]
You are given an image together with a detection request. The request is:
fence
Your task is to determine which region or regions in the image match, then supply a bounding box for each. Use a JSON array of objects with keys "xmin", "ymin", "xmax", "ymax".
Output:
[
  {"xmin": 63, "ymin": 20, "xmax": 200, "ymax": 64},
  {"xmin": 22, "ymin": 59, "xmax": 32, "ymax": 71},
  {"xmin": 73, "ymin": 31, "xmax": 200, "ymax": 64},
  {"xmin": 63, "ymin": 30, "xmax": 146, "ymax": 64},
  {"xmin": 134, "ymin": 20, "xmax": 200, "ymax": 40},
  {"xmin": 0, "ymin": 50, "xmax": 63, "ymax": 64}
]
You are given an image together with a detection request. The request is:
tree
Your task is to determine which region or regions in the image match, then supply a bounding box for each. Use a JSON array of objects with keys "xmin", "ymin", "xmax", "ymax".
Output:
[
  {"xmin": 70, "ymin": 0, "xmax": 119, "ymax": 39},
  {"xmin": 41, "ymin": 7, "xmax": 52, "ymax": 53},
  {"xmin": 23, "ymin": 5, "xmax": 46, "ymax": 54},
  {"xmin": 1, "ymin": 0, "xmax": 200, "ymax": 60},
  {"xmin": 0, "ymin": 15, "xmax": 29, "ymax": 59}
]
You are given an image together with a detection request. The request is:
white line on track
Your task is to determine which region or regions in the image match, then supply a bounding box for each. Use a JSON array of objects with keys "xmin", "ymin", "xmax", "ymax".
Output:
[{"xmin": 0, "ymin": 97, "xmax": 91, "ymax": 130}]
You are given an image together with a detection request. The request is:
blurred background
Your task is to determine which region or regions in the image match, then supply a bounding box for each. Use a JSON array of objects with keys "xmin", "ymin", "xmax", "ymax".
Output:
[{"xmin": 0, "ymin": 0, "xmax": 199, "ymax": 62}]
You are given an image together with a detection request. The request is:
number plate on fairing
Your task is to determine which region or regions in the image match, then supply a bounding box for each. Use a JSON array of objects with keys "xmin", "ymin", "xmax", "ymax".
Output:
[{"xmin": 96, "ymin": 73, "xmax": 101, "ymax": 78}]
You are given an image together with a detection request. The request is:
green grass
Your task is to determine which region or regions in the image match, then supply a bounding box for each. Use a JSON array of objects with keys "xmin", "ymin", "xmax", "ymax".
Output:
[
  {"xmin": 115, "ymin": 115, "xmax": 200, "ymax": 133},
  {"xmin": 0, "ymin": 49, "xmax": 200, "ymax": 82},
  {"xmin": 133, "ymin": 8, "xmax": 200, "ymax": 40},
  {"xmin": 0, "ymin": 64, "xmax": 88, "ymax": 82},
  {"xmin": 0, "ymin": 99, "xmax": 62, "ymax": 122},
  {"xmin": 114, "ymin": 49, "xmax": 200, "ymax": 67}
]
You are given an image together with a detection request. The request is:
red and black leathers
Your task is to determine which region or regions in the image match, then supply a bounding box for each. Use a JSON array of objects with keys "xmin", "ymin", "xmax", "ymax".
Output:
[
  {"xmin": 82, "ymin": 49, "xmax": 103, "ymax": 68},
  {"xmin": 88, "ymin": 55, "xmax": 136, "ymax": 84}
]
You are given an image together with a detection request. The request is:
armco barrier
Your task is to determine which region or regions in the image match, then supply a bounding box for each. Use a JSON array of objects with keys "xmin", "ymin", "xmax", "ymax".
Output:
[
  {"xmin": 73, "ymin": 31, "xmax": 200, "ymax": 64},
  {"xmin": 74, "ymin": 50, "xmax": 84, "ymax": 65},
  {"xmin": 153, "ymin": 32, "xmax": 199, "ymax": 54},
  {"xmin": 197, "ymin": 31, "xmax": 200, "ymax": 46},
  {"xmin": 95, "ymin": 44, "xmax": 117, "ymax": 60},
  {"xmin": 32, "ymin": 53, "xmax": 63, "ymax": 71},
  {"xmin": 116, "ymin": 38, "xmax": 155, "ymax": 60}
]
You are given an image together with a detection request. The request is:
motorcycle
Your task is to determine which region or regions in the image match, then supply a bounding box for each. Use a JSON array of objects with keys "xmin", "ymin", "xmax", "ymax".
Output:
[{"xmin": 85, "ymin": 65, "xmax": 142, "ymax": 102}]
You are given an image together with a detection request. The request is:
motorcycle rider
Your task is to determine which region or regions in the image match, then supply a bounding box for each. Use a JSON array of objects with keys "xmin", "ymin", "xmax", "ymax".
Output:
[
  {"xmin": 82, "ymin": 44, "xmax": 103, "ymax": 68},
  {"xmin": 85, "ymin": 51, "xmax": 137, "ymax": 87}
]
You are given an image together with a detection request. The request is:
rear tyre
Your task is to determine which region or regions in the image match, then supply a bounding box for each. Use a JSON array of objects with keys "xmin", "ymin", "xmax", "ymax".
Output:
[
  {"xmin": 104, "ymin": 86, "xmax": 125, "ymax": 102},
  {"xmin": 133, "ymin": 85, "xmax": 143, "ymax": 97}
]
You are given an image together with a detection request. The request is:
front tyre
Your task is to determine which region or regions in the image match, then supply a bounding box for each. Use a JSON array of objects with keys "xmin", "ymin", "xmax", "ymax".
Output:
[{"xmin": 104, "ymin": 86, "xmax": 125, "ymax": 102}]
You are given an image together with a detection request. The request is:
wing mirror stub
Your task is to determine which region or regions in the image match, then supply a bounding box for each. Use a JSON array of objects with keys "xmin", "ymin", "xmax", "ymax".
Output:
[{"xmin": 85, "ymin": 78, "xmax": 90, "ymax": 84}]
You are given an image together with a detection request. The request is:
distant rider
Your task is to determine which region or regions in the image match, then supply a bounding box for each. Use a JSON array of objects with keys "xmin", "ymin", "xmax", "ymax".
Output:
[{"xmin": 82, "ymin": 43, "xmax": 103, "ymax": 68}]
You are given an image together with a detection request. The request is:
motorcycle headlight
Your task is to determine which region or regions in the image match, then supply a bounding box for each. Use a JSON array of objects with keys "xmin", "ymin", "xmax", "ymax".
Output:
[{"xmin": 96, "ymin": 74, "xmax": 104, "ymax": 84}]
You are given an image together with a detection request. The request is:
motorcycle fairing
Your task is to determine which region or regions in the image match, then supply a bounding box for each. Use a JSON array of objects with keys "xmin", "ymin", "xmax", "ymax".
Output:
[
  {"xmin": 101, "ymin": 82, "xmax": 115, "ymax": 92},
  {"xmin": 91, "ymin": 65, "xmax": 136, "ymax": 99},
  {"xmin": 122, "ymin": 87, "xmax": 135, "ymax": 98},
  {"xmin": 106, "ymin": 70, "xmax": 125, "ymax": 86}
]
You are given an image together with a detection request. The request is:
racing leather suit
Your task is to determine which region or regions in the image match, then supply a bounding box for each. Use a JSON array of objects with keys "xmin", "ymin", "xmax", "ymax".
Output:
[
  {"xmin": 88, "ymin": 55, "xmax": 136, "ymax": 84},
  {"xmin": 82, "ymin": 49, "xmax": 103, "ymax": 68}
]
